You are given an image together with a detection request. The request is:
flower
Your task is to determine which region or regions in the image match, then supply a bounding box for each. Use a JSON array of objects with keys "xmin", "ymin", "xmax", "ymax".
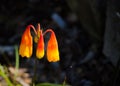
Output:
[
  {"xmin": 19, "ymin": 26, "xmax": 33, "ymax": 58},
  {"xmin": 19, "ymin": 23, "xmax": 60, "ymax": 62},
  {"xmin": 46, "ymin": 29, "xmax": 60, "ymax": 62},
  {"xmin": 36, "ymin": 30, "xmax": 44, "ymax": 59}
]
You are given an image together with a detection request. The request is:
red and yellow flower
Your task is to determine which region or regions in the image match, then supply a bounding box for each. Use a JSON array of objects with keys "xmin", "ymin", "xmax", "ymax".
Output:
[
  {"xmin": 46, "ymin": 29, "xmax": 59, "ymax": 62},
  {"xmin": 19, "ymin": 23, "xmax": 60, "ymax": 62}
]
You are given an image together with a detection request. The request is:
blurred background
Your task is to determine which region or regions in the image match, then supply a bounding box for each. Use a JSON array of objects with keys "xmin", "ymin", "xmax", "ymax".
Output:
[{"xmin": 0, "ymin": 0, "xmax": 120, "ymax": 86}]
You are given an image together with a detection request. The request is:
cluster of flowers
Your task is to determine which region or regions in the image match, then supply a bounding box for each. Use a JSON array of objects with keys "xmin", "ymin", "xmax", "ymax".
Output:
[{"xmin": 19, "ymin": 23, "xmax": 60, "ymax": 62}]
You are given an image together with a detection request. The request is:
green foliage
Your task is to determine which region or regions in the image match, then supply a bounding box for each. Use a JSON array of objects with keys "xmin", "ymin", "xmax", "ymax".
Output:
[
  {"xmin": 0, "ymin": 64, "xmax": 13, "ymax": 86},
  {"xmin": 0, "ymin": 45, "xmax": 21, "ymax": 86},
  {"xmin": 0, "ymin": 45, "xmax": 68, "ymax": 86},
  {"xmin": 36, "ymin": 82, "xmax": 70, "ymax": 86}
]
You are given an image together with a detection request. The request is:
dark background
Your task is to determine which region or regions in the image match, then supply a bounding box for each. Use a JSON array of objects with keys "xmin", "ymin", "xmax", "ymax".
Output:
[{"xmin": 0, "ymin": 0, "xmax": 120, "ymax": 86}]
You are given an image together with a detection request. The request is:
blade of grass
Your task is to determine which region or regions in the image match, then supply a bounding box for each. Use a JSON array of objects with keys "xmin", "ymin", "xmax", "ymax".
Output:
[
  {"xmin": 0, "ymin": 64, "xmax": 13, "ymax": 86},
  {"xmin": 15, "ymin": 45, "xmax": 19, "ymax": 78},
  {"xmin": 63, "ymin": 76, "xmax": 66, "ymax": 86}
]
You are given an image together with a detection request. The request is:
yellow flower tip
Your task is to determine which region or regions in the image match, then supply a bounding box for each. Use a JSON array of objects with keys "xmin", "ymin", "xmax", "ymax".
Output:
[
  {"xmin": 19, "ymin": 26, "xmax": 33, "ymax": 58},
  {"xmin": 36, "ymin": 30, "xmax": 45, "ymax": 59},
  {"xmin": 47, "ymin": 30, "xmax": 60, "ymax": 62}
]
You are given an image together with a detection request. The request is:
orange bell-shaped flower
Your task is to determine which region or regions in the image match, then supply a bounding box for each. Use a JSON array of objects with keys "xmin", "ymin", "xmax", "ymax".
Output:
[
  {"xmin": 46, "ymin": 29, "xmax": 60, "ymax": 62},
  {"xmin": 36, "ymin": 30, "xmax": 45, "ymax": 59},
  {"xmin": 19, "ymin": 26, "xmax": 33, "ymax": 58}
]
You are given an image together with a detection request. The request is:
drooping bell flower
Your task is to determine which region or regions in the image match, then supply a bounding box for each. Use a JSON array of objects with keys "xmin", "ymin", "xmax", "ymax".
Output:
[
  {"xmin": 36, "ymin": 30, "xmax": 44, "ymax": 59},
  {"xmin": 19, "ymin": 23, "xmax": 60, "ymax": 62},
  {"xmin": 45, "ymin": 29, "xmax": 60, "ymax": 62},
  {"xmin": 19, "ymin": 26, "xmax": 33, "ymax": 58}
]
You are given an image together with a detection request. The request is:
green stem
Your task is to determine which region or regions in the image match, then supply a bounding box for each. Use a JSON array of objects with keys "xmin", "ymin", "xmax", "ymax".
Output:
[
  {"xmin": 15, "ymin": 45, "xmax": 19, "ymax": 79},
  {"xmin": 32, "ymin": 58, "xmax": 38, "ymax": 86}
]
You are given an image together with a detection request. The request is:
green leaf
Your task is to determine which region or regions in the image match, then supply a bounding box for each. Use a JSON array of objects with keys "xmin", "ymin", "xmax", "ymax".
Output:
[{"xmin": 36, "ymin": 83, "xmax": 70, "ymax": 86}]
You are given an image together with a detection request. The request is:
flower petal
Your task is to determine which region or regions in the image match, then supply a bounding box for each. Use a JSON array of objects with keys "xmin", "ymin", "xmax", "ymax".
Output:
[
  {"xmin": 47, "ymin": 30, "xmax": 60, "ymax": 62},
  {"xmin": 36, "ymin": 30, "xmax": 45, "ymax": 59},
  {"xmin": 19, "ymin": 26, "xmax": 33, "ymax": 58}
]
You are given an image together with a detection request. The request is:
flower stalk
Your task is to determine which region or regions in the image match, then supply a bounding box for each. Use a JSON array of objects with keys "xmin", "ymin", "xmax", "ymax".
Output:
[{"xmin": 19, "ymin": 23, "xmax": 60, "ymax": 84}]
